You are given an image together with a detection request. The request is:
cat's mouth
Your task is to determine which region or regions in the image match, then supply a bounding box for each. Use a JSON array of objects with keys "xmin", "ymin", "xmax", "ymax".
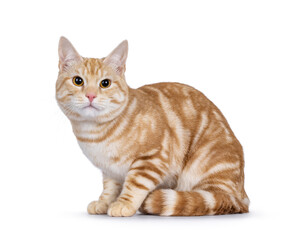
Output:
[{"xmin": 83, "ymin": 104, "xmax": 100, "ymax": 111}]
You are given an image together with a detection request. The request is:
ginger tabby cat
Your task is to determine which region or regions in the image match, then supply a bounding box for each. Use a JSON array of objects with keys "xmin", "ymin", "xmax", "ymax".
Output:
[{"xmin": 56, "ymin": 37, "xmax": 249, "ymax": 217}]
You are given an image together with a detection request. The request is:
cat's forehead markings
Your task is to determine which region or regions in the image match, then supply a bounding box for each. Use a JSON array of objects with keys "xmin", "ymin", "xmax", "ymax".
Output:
[{"xmin": 82, "ymin": 58, "xmax": 102, "ymax": 76}]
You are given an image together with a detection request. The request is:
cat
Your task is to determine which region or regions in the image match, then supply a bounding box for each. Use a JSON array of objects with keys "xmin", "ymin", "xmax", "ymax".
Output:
[{"xmin": 56, "ymin": 37, "xmax": 249, "ymax": 217}]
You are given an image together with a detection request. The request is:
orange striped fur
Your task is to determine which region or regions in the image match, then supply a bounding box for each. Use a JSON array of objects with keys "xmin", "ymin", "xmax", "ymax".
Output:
[{"xmin": 56, "ymin": 37, "xmax": 249, "ymax": 217}]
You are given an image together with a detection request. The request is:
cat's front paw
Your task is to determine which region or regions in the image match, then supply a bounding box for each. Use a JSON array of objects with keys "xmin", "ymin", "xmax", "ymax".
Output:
[
  {"xmin": 107, "ymin": 201, "xmax": 136, "ymax": 217},
  {"xmin": 87, "ymin": 200, "xmax": 108, "ymax": 215}
]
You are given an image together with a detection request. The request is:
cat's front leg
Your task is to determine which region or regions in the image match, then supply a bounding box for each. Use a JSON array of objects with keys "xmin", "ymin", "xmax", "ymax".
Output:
[
  {"xmin": 108, "ymin": 157, "xmax": 167, "ymax": 217},
  {"xmin": 87, "ymin": 175, "xmax": 122, "ymax": 214}
]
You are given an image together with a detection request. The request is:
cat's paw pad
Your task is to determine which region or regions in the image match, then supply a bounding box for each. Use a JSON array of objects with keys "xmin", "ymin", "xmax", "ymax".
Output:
[
  {"xmin": 87, "ymin": 201, "xmax": 108, "ymax": 215},
  {"xmin": 107, "ymin": 201, "xmax": 136, "ymax": 217}
]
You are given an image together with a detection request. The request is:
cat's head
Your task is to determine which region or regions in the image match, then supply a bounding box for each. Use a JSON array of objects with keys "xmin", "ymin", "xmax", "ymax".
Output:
[{"xmin": 56, "ymin": 37, "xmax": 129, "ymax": 123}]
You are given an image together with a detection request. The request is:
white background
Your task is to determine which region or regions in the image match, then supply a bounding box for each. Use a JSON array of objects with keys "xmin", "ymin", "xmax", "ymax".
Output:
[{"xmin": 0, "ymin": 0, "xmax": 299, "ymax": 239}]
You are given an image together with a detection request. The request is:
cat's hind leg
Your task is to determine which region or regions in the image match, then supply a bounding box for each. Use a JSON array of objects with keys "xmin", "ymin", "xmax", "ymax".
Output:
[{"xmin": 140, "ymin": 160, "xmax": 249, "ymax": 216}]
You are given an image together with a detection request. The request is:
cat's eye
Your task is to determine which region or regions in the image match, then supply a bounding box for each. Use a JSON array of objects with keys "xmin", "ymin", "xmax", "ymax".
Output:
[
  {"xmin": 100, "ymin": 79, "xmax": 111, "ymax": 88},
  {"xmin": 72, "ymin": 76, "xmax": 84, "ymax": 87}
]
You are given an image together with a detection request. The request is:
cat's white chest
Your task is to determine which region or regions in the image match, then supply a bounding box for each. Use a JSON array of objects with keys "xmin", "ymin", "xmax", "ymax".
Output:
[{"xmin": 77, "ymin": 140, "xmax": 129, "ymax": 182}]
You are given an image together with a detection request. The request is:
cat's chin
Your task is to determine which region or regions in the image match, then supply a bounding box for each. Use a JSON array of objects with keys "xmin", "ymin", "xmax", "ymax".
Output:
[{"xmin": 80, "ymin": 106, "xmax": 102, "ymax": 118}]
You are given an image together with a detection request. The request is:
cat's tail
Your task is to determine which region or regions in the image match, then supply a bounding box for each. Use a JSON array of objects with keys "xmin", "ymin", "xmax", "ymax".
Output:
[{"xmin": 140, "ymin": 189, "xmax": 249, "ymax": 216}]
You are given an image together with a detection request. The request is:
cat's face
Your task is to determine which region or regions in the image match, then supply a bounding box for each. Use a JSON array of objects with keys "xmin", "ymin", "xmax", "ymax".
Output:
[{"xmin": 56, "ymin": 37, "xmax": 129, "ymax": 123}]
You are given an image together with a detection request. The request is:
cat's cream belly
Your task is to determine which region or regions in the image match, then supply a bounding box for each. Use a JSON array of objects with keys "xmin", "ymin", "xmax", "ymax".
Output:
[
  {"xmin": 77, "ymin": 139, "xmax": 179, "ymax": 187},
  {"xmin": 77, "ymin": 140, "xmax": 130, "ymax": 182}
]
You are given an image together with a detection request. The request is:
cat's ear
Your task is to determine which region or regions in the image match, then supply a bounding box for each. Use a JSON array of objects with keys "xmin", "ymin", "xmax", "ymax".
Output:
[
  {"xmin": 103, "ymin": 40, "xmax": 128, "ymax": 75},
  {"xmin": 58, "ymin": 36, "xmax": 82, "ymax": 72}
]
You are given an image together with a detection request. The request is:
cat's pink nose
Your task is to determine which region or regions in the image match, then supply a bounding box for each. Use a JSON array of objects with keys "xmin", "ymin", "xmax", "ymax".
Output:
[{"xmin": 86, "ymin": 93, "xmax": 96, "ymax": 102}]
